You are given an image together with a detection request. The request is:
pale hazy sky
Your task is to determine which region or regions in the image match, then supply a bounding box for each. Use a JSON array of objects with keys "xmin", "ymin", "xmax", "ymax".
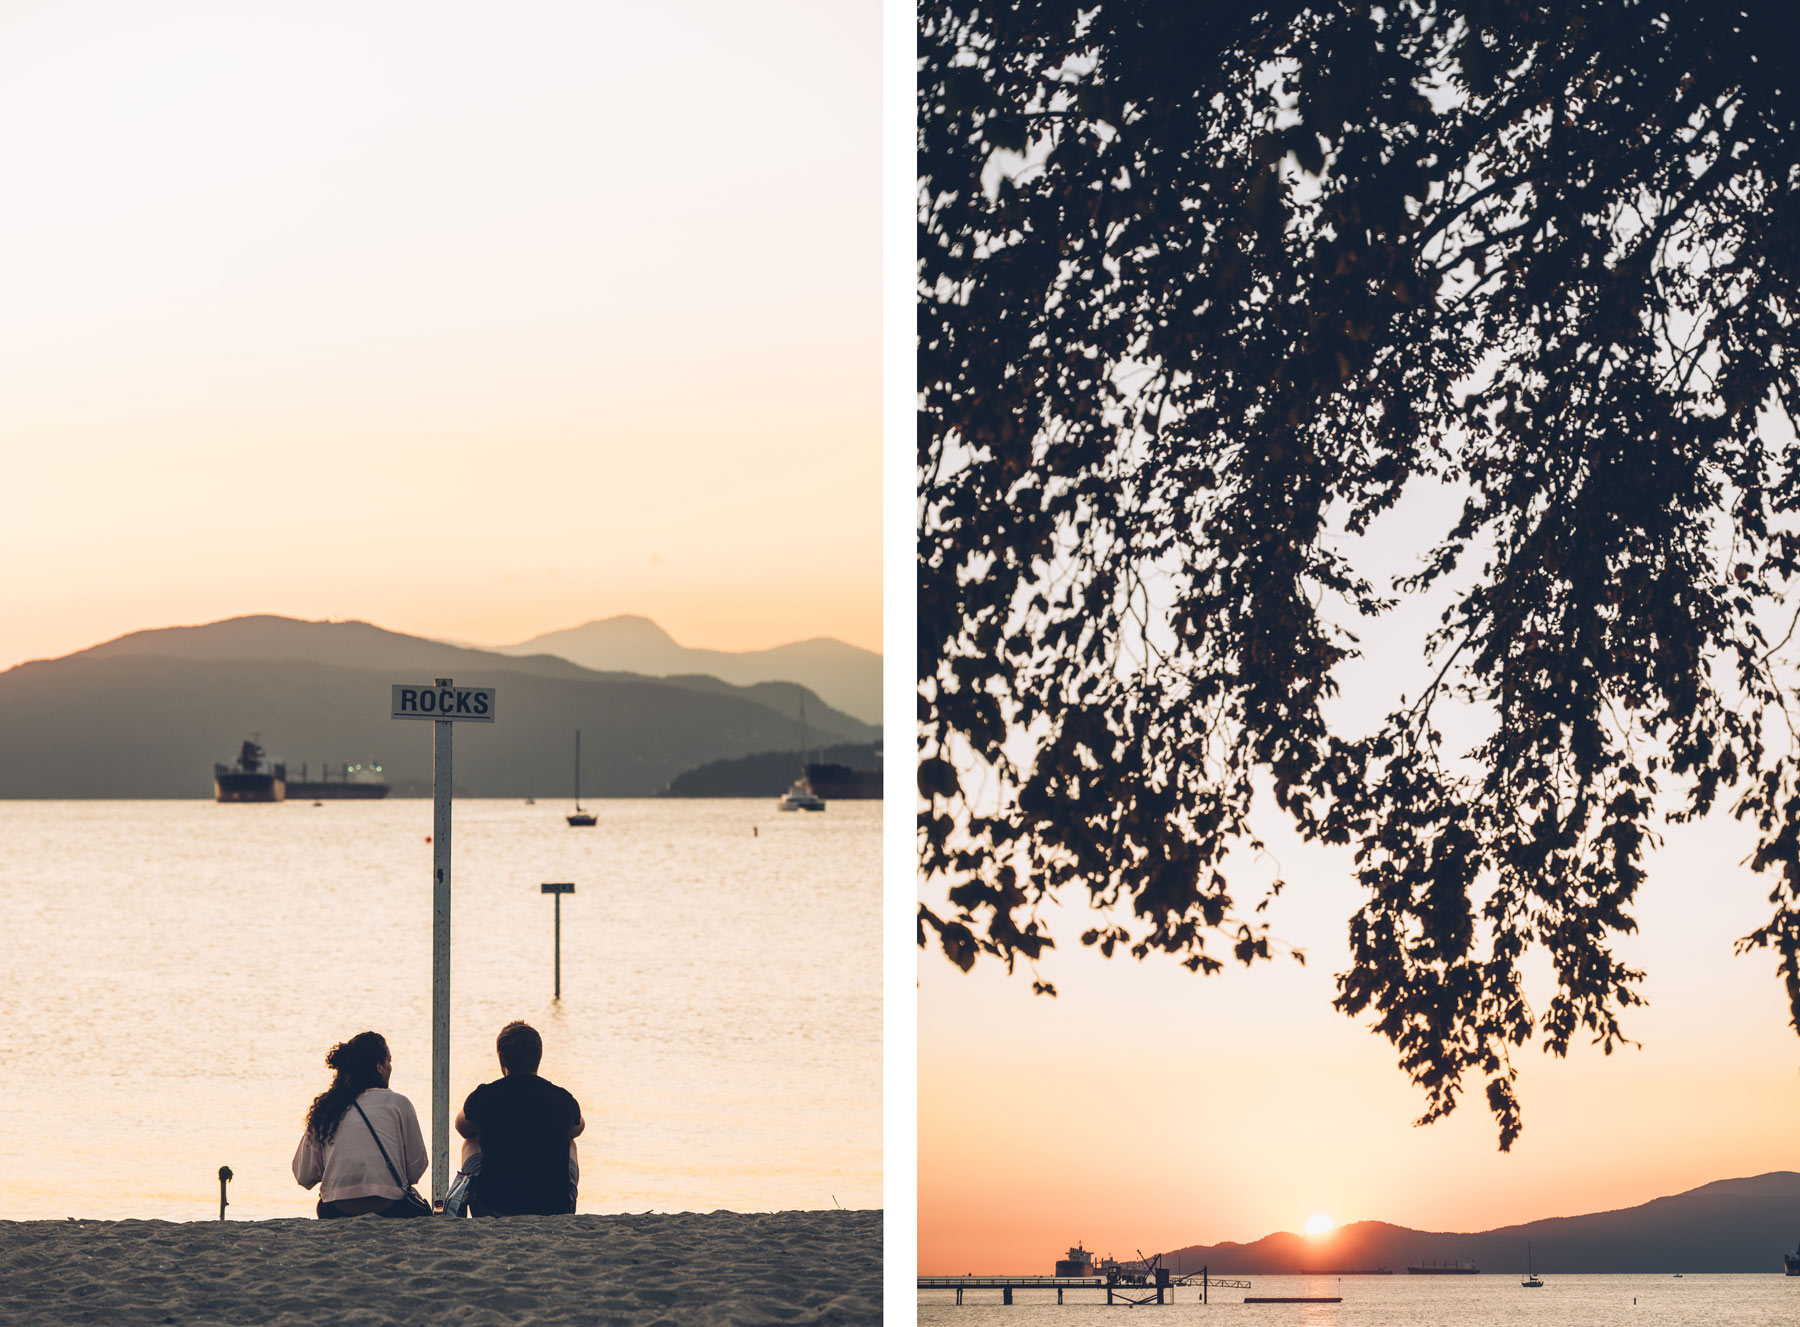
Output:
[{"xmin": 0, "ymin": 0, "xmax": 879, "ymax": 670}]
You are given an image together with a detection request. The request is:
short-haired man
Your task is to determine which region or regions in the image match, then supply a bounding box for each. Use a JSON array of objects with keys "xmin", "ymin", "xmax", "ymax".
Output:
[{"xmin": 445, "ymin": 1021, "xmax": 584, "ymax": 1216}]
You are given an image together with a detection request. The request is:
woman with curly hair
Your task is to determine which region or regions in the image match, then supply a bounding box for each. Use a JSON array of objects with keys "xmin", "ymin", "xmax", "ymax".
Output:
[{"xmin": 292, "ymin": 1031, "xmax": 428, "ymax": 1218}]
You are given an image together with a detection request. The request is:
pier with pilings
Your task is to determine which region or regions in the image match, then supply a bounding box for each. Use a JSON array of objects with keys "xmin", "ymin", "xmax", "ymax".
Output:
[{"xmin": 917, "ymin": 1267, "xmax": 1252, "ymax": 1306}]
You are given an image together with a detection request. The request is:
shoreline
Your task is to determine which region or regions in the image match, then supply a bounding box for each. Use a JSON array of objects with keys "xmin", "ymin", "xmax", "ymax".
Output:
[{"xmin": 0, "ymin": 1208, "xmax": 880, "ymax": 1325}]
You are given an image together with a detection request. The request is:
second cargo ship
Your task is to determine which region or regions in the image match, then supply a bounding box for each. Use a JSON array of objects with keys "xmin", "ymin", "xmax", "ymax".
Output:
[{"xmin": 287, "ymin": 761, "xmax": 391, "ymax": 800}]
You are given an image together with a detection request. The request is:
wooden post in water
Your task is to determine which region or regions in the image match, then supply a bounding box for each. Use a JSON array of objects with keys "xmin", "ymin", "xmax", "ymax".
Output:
[
  {"xmin": 542, "ymin": 883, "xmax": 575, "ymax": 999},
  {"xmin": 1001, "ymin": 1286, "xmax": 1012, "ymax": 1305},
  {"xmin": 1203, "ymin": 1266, "xmax": 1208, "ymax": 1305},
  {"xmin": 217, "ymin": 1165, "xmax": 231, "ymax": 1220}
]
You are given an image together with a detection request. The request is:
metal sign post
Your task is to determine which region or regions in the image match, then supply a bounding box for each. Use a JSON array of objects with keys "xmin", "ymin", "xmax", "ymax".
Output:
[
  {"xmin": 391, "ymin": 678, "xmax": 496, "ymax": 1205},
  {"xmin": 541, "ymin": 882, "xmax": 575, "ymax": 999}
]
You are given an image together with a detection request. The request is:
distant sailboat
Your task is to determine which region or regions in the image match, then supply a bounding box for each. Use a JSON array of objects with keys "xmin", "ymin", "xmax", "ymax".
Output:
[
  {"xmin": 567, "ymin": 730, "xmax": 596, "ymax": 827},
  {"xmin": 776, "ymin": 697, "xmax": 825, "ymax": 812},
  {"xmin": 1521, "ymin": 1243, "xmax": 1543, "ymax": 1288}
]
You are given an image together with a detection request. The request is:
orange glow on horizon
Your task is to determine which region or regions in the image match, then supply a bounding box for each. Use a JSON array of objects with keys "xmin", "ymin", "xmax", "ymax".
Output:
[{"xmin": 918, "ymin": 805, "xmax": 1800, "ymax": 1274}]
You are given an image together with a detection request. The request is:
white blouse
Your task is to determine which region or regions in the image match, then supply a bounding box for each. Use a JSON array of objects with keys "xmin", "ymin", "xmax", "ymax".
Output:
[{"xmin": 292, "ymin": 1087, "xmax": 427, "ymax": 1203}]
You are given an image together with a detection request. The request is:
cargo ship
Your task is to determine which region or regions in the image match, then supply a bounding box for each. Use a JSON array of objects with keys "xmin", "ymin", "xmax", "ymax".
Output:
[
  {"xmin": 213, "ymin": 737, "xmax": 286, "ymax": 802},
  {"xmin": 1785, "ymin": 1237, "xmax": 1799, "ymax": 1274},
  {"xmin": 1407, "ymin": 1260, "xmax": 1479, "ymax": 1274},
  {"xmin": 286, "ymin": 761, "xmax": 391, "ymax": 800},
  {"xmin": 1054, "ymin": 1244, "xmax": 1097, "ymax": 1277}
]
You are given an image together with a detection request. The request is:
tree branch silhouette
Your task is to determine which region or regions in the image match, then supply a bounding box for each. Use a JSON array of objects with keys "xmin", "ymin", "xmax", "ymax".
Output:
[{"xmin": 919, "ymin": 0, "xmax": 1800, "ymax": 1150}]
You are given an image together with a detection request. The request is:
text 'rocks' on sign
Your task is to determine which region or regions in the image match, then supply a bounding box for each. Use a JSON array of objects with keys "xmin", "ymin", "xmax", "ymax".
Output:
[{"xmin": 390, "ymin": 685, "xmax": 497, "ymax": 723}]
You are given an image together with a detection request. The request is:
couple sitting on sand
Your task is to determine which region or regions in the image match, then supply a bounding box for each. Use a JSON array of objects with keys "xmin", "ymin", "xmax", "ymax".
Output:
[{"xmin": 292, "ymin": 1020, "xmax": 583, "ymax": 1219}]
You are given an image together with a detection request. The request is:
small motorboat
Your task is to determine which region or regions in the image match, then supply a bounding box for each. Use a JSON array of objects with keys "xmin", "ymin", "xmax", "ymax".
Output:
[{"xmin": 776, "ymin": 777, "xmax": 825, "ymax": 812}]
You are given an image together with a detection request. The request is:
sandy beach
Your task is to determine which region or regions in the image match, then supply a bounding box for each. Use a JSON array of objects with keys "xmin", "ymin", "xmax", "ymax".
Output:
[{"xmin": 0, "ymin": 1209, "xmax": 880, "ymax": 1325}]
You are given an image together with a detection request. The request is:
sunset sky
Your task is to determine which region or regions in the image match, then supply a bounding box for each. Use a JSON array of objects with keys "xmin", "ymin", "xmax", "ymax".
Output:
[
  {"xmin": 920, "ymin": 796, "xmax": 1800, "ymax": 1272},
  {"xmin": 0, "ymin": 0, "xmax": 879, "ymax": 672},
  {"xmin": 918, "ymin": 483, "xmax": 1800, "ymax": 1273}
]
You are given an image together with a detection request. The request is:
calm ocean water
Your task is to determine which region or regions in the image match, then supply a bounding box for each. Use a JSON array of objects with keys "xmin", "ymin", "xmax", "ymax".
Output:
[
  {"xmin": 0, "ymin": 798, "xmax": 879, "ymax": 1220},
  {"xmin": 919, "ymin": 1274, "xmax": 1798, "ymax": 1325}
]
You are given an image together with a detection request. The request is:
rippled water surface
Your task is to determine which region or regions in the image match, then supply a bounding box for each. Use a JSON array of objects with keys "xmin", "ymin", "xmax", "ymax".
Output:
[
  {"xmin": 920, "ymin": 1274, "xmax": 1798, "ymax": 1326},
  {"xmin": 0, "ymin": 799, "xmax": 879, "ymax": 1219}
]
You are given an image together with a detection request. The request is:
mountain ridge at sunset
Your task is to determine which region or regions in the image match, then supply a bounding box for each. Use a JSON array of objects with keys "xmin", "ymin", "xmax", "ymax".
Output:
[
  {"xmin": 1152, "ymin": 1173, "xmax": 1800, "ymax": 1276},
  {"xmin": 492, "ymin": 614, "xmax": 881, "ymax": 724},
  {"xmin": 0, "ymin": 615, "xmax": 875, "ymax": 797}
]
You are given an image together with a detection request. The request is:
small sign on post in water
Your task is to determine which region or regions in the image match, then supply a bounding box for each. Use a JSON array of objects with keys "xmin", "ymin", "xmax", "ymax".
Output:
[
  {"xmin": 390, "ymin": 677, "xmax": 497, "ymax": 1207},
  {"xmin": 541, "ymin": 883, "xmax": 575, "ymax": 1000}
]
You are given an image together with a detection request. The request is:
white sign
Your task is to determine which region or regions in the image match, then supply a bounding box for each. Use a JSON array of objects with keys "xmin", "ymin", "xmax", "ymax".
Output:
[{"xmin": 391, "ymin": 683, "xmax": 497, "ymax": 722}]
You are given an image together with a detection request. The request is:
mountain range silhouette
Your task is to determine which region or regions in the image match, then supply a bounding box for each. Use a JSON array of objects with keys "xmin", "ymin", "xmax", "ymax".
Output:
[
  {"xmin": 0, "ymin": 615, "xmax": 877, "ymax": 798},
  {"xmin": 491, "ymin": 615, "xmax": 880, "ymax": 725},
  {"xmin": 1158, "ymin": 1173, "xmax": 1800, "ymax": 1275}
]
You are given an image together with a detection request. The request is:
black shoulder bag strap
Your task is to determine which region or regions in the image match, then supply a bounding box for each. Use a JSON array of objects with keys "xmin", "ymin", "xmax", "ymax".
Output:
[{"xmin": 351, "ymin": 1097, "xmax": 411, "ymax": 1192}]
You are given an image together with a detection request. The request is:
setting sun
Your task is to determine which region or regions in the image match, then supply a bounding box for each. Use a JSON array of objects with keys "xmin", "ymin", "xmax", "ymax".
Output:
[{"xmin": 1305, "ymin": 1214, "xmax": 1335, "ymax": 1236}]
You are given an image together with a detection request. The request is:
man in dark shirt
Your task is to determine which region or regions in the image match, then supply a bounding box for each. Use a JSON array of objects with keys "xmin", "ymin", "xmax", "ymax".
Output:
[{"xmin": 446, "ymin": 1021, "xmax": 584, "ymax": 1216}]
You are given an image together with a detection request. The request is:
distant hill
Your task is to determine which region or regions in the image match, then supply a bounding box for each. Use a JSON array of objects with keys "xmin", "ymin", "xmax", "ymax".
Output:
[
  {"xmin": 1162, "ymin": 1173, "xmax": 1800, "ymax": 1275},
  {"xmin": 492, "ymin": 615, "xmax": 882, "ymax": 725},
  {"xmin": 0, "ymin": 616, "xmax": 876, "ymax": 798},
  {"xmin": 660, "ymin": 743, "xmax": 881, "ymax": 797}
]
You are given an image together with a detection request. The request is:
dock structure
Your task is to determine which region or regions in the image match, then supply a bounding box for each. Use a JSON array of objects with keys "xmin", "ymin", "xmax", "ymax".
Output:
[
  {"xmin": 918, "ymin": 1276, "xmax": 1106, "ymax": 1305},
  {"xmin": 918, "ymin": 1267, "xmax": 1251, "ymax": 1306}
]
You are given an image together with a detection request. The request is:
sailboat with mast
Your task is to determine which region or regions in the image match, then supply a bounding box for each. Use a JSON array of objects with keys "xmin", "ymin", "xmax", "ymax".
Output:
[
  {"xmin": 567, "ymin": 729, "xmax": 596, "ymax": 827},
  {"xmin": 1521, "ymin": 1244, "xmax": 1543, "ymax": 1288},
  {"xmin": 776, "ymin": 697, "xmax": 826, "ymax": 812}
]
